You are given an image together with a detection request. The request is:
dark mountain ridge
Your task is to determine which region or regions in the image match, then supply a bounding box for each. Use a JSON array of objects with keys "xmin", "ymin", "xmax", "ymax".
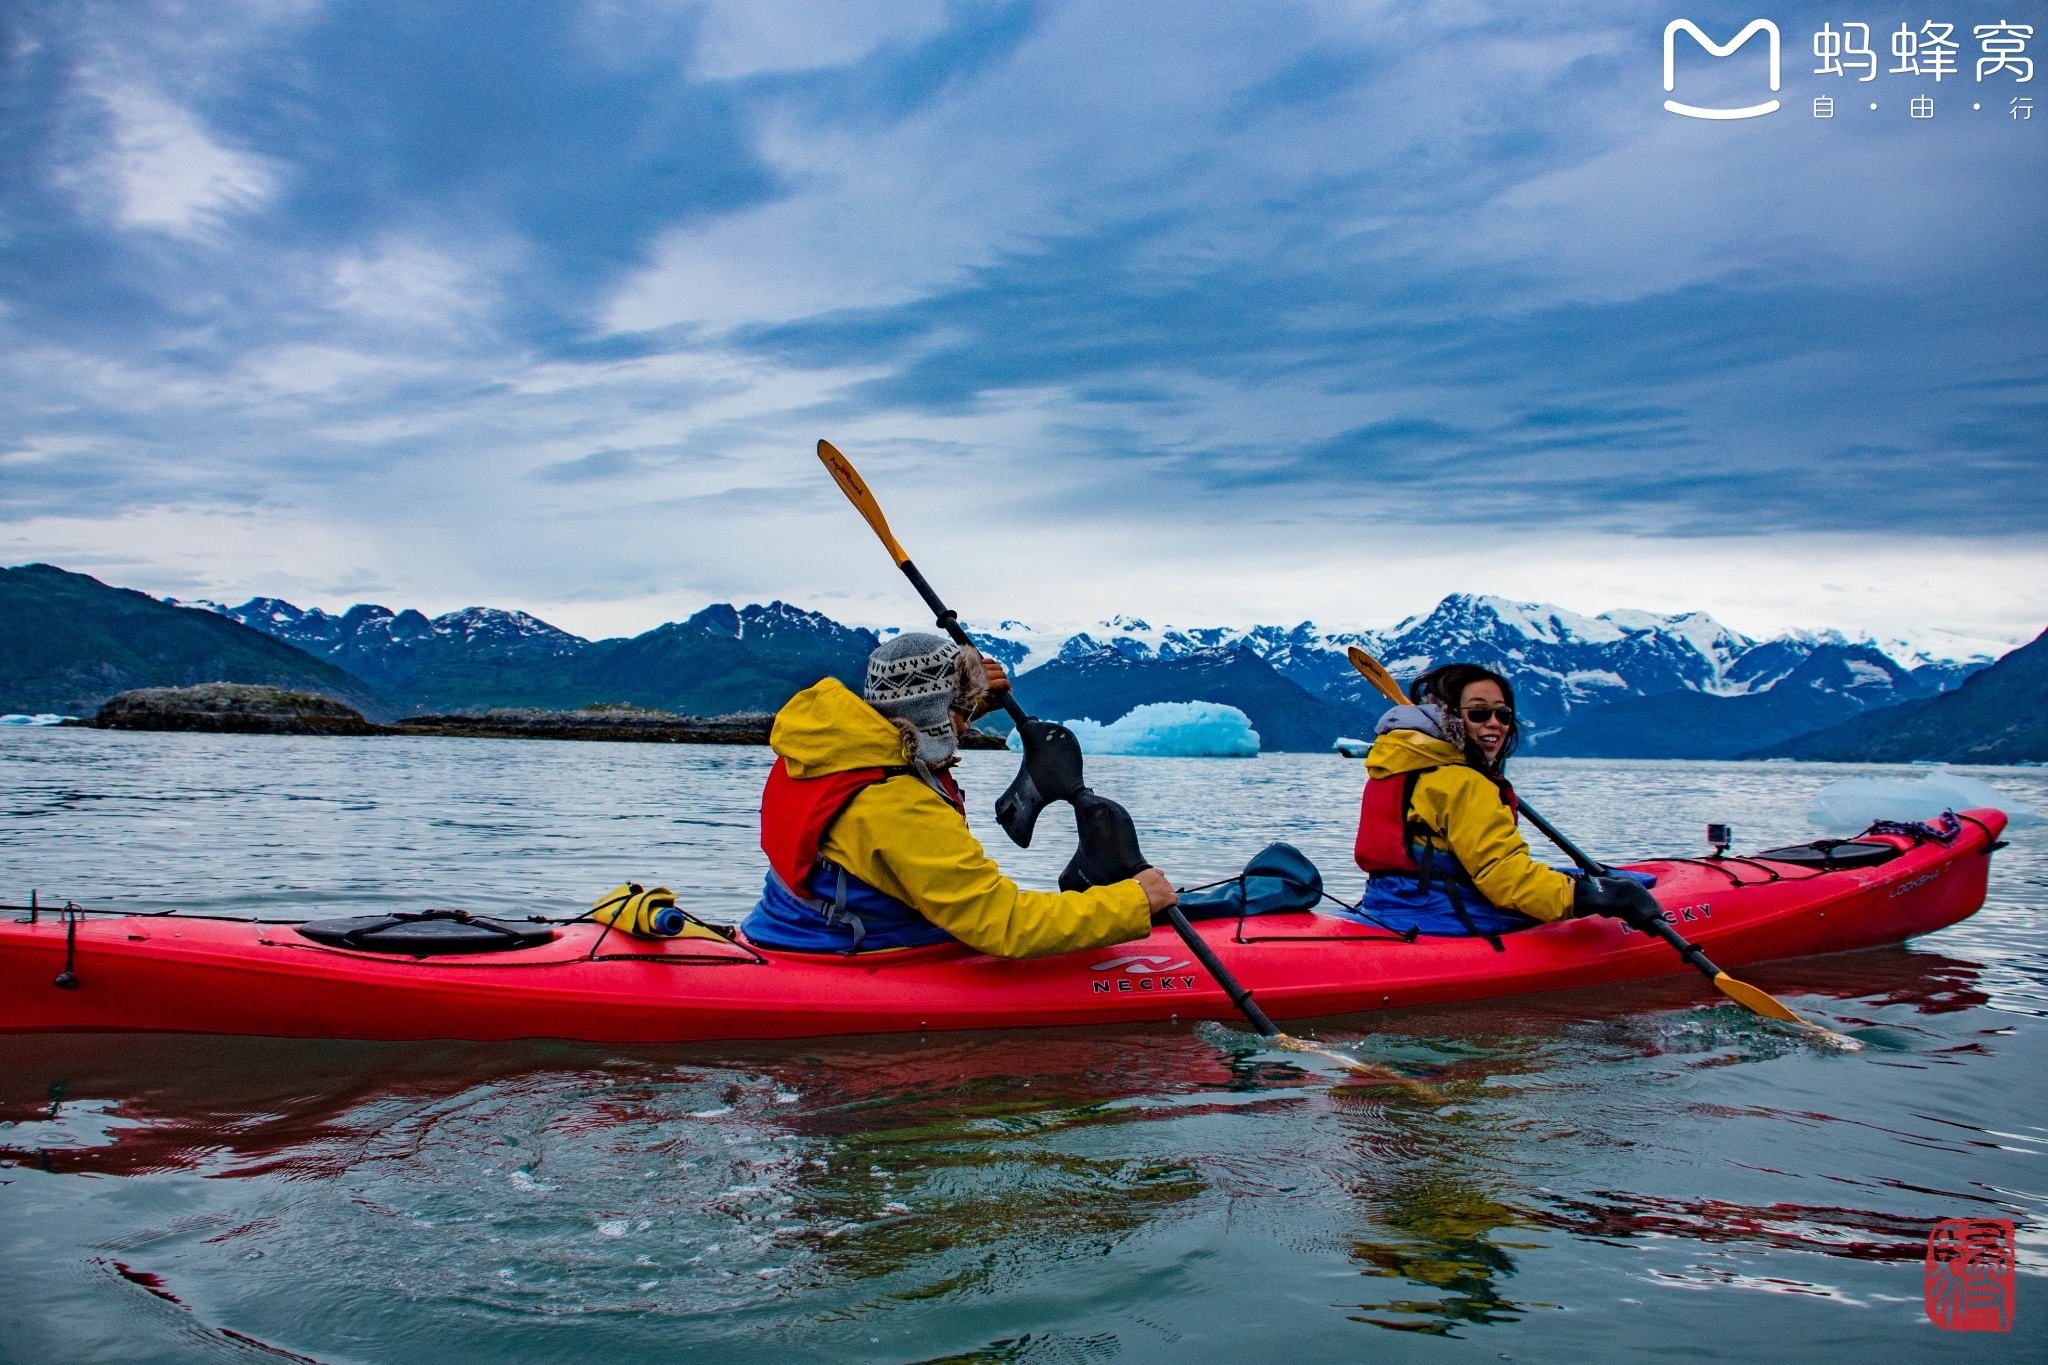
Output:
[
  {"xmin": 1750, "ymin": 628, "xmax": 2048, "ymax": 764},
  {"xmin": 0, "ymin": 565, "xmax": 390, "ymax": 720},
  {"xmin": 212, "ymin": 594, "xmax": 876, "ymax": 716}
]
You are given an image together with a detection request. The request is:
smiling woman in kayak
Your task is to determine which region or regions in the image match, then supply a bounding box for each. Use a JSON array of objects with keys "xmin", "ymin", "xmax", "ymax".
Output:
[
  {"xmin": 741, "ymin": 632, "xmax": 1178, "ymax": 958},
  {"xmin": 1348, "ymin": 663, "xmax": 1576, "ymax": 944}
]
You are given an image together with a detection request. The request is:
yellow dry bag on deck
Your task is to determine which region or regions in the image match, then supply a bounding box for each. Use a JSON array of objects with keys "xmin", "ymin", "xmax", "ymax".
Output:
[{"xmin": 591, "ymin": 884, "xmax": 727, "ymax": 940}]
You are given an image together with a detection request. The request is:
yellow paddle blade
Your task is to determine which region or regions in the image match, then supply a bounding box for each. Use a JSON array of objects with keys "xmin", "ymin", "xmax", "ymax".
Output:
[
  {"xmin": 1710, "ymin": 972, "xmax": 1861, "ymax": 1049},
  {"xmin": 1709, "ymin": 971, "xmax": 1805, "ymax": 1023},
  {"xmin": 816, "ymin": 439, "xmax": 911, "ymax": 567},
  {"xmin": 1345, "ymin": 645, "xmax": 1407, "ymax": 704}
]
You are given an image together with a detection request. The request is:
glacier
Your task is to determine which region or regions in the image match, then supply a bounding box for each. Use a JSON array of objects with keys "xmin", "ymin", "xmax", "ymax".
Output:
[
  {"xmin": 1810, "ymin": 771, "xmax": 2041, "ymax": 831},
  {"xmin": 1005, "ymin": 701, "xmax": 1260, "ymax": 757}
]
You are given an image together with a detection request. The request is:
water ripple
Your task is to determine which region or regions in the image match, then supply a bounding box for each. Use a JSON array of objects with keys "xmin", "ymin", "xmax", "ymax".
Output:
[{"xmin": 2, "ymin": 734, "xmax": 2045, "ymax": 1358}]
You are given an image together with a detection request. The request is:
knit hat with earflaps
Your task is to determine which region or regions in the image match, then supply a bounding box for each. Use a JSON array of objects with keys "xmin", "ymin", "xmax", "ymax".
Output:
[{"xmin": 864, "ymin": 632, "xmax": 985, "ymax": 768}]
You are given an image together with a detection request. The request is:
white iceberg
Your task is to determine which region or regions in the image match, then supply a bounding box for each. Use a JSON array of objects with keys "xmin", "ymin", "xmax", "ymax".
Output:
[
  {"xmin": 1810, "ymin": 770, "xmax": 2041, "ymax": 831},
  {"xmin": 0, "ymin": 714, "xmax": 68, "ymax": 726},
  {"xmin": 1006, "ymin": 701, "xmax": 1259, "ymax": 757}
]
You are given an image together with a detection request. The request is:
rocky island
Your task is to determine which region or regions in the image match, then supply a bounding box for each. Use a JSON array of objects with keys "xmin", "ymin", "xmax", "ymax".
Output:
[
  {"xmin": 84, "ymin": 683, "xmax": 384, "ymax": 735},
  {"xmin": 74, "ymin": 687, "xmax": 1011, "ymax": 749}
]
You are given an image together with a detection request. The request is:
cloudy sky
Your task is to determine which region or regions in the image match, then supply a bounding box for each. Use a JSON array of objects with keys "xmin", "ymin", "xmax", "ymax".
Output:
[{"xmin": 3, "ymin": 0, "xmax": 2043, "ymax": 652}]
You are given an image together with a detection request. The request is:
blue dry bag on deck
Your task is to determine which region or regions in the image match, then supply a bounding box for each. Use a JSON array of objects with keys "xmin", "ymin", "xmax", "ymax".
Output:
[{"xmin": 1177, "ymin": 843, "xmax": 1325, "ymax": 920}]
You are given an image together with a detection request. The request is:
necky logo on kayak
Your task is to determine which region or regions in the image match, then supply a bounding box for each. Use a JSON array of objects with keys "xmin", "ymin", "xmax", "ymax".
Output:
[
  {"xmin": 1090, "ymin": 953, "xmax": 1199, "ymax": 995},
  {"xmin": 1092, "ymin": 974, "xmax": 1201, "ymax": 994},
  {"xmin": 1618, "ymin": 902, "xmax": 1713, "ymax": 933},
  {"xmin": 1665, "ymin": 19, "xmax": 1781, "ymax": 119},
  {"xmin": 1091, "ymin": 953, "xmax": 1193, "ymax": 974}
]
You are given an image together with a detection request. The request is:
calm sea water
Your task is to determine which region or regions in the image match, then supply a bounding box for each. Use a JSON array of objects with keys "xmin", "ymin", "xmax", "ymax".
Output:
[{"xmin": 1, "ymin": 729, "xmax": 2042, "ymax": 1363}]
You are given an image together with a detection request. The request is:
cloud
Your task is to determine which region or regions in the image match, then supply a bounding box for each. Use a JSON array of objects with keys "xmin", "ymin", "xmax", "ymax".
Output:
[
  {"xmin": 687, "ymin": 0, "xmax": 956, "ymax": 81},
  {"xmin": 0, "ymin": 0, "xmax": 2040, "ymax": 644},
  {"xmin": 77, "ymin": 78, "xmax": 277, "ymax": 235},
  {"xmin": 533, "ymin": 448, "xmax": 653, "ymax": 484}
]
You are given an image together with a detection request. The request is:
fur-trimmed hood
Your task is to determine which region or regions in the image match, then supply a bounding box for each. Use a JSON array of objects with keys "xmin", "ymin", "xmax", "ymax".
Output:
[{"xmin": 1373, "ymin": 702, "xmax": 1471, "ymax": 755}]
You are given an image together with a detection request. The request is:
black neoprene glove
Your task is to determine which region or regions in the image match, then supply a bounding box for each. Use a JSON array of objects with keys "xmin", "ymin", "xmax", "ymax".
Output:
[{"xmin": 1572, "ymin": 875, "xmax": 1664, "ymax": 932}]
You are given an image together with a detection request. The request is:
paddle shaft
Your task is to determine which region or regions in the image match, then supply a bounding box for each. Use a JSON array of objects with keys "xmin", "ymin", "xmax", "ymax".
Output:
[
  {"xmin": 902, "ymin": 551, "xmax": 1272, "ymax": 1031},
  {"xmin": 817, "ymin": 438, "xmax": 1279, "ymax": 1036},
  {"xmin": 1161, "ymin": 903, "xmax": 1280, "ymax": 1037},
  {"xmin": 1514, "ymin": 800, "xmax": 1607, "ymax": 877},
  {"xmin": 894, "ymin": 555, "xmax": 1029, "ymax": 729},
  {"xmin": 1518, "ymin": 796, "xmax": 1733, "ymax": 982}
]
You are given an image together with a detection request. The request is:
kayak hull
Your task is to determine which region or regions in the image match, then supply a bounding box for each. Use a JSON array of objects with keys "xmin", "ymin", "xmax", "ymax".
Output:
[{"xmin": 0, "ymin": 811, "xmax": 2004, "ymax": 1044}]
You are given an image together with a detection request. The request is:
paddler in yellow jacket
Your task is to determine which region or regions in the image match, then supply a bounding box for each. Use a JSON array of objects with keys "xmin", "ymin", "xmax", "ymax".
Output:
[
  {"xmin": 1348, "ymin": 663, "xmax": 1654, "ymax": 945},
  {"xmin": 741, "ymin": 632, "xmax": 1178, "ymax": 957}
]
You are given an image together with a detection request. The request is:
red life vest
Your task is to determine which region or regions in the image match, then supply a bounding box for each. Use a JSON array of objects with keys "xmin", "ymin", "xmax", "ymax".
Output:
[
  {"xmin": 759, "ymin": 757, "xmax": 962, "ymax": 891},
  {"xmin": 1354, "ymin": 766, "xmax": 1519, "ymax": 875}
]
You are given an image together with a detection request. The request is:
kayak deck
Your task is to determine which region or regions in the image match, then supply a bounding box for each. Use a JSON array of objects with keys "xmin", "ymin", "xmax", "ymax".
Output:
[{"xmin": 0, "ymin": 811, "xmax": 2005, "ymax": 1044}]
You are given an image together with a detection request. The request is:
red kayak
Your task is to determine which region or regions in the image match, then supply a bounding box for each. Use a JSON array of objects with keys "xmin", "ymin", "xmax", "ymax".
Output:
[{"xmin": 0, "ymin": 811, "xmax": 2005, "ymax": 1044}]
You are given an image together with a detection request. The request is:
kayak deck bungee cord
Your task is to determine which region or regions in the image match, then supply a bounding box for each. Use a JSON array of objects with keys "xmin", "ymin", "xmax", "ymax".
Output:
[{"xmin": 0, "ymin": 809, "xmax": 2004, "ymax": 1044}]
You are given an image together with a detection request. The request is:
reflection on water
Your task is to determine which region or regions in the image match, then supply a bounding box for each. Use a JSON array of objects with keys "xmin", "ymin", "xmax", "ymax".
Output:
[
  {"xmin": 1, "ymin": 732, "xmax": 2044, "ymax": 1360},
  {"xmin": 1347, "ymin": 1182, "xmax": 1539, "ymax": 1333}
]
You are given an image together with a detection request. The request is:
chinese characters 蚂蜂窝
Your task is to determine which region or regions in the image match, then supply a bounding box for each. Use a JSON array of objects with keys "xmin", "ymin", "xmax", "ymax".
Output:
[{"xmin": 1810, "ymin": 19, "xmax": 2032, "ymax": 83}]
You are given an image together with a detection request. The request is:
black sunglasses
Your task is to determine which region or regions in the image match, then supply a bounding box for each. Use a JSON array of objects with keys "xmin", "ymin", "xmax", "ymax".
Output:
[{"xmin": 1460, "ymin": 705, "xmax": 1515, "ymax": 726}]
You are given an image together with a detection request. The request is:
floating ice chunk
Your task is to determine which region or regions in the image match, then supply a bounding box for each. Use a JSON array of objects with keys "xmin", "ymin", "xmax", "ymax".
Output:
[
  {"xmin": 0, "ymin": 714, "xmax": 68, "ymax": 726},
  {"xmin": 1810, "ymin": 771, "xmax": 2041, "ymax": 832},
  {"xmin": 596, "ymin": 1219, "xmax": 630, "ymax": 1238},
  {"xmin": 1006, "ymin": 701, "xmax": 1259, "ymax": 757}
]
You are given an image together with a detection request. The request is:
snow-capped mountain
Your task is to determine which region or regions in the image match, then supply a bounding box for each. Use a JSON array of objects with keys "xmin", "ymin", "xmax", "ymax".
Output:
[
  {"xmin": 175, "ymin": 584, "xmax": 1998, "ymax": 740},
  {"xmin": 193, "ymin": 597, "xmax": 588, "ymax": 693},
  {"xmin": 968, "ymin": 594, "xmax": 1987, "ymax": 734},
  {"xmin": 680, "ymin": 601, "xmax": 878, "ymax": 651},
  {"xmin": 1342, "ymin": 595, "xmax": 1772, "ymax": 729},
  {"xmin": 215, "ymin": 597, "xmax": 586, "ymax": 658},
  {"xmin": 183, "ymin": 593, "xmax": 589, "ymax": 695},
  {"xmin": 186, "ymin": 594, "xmax": 879, "ymax": 711}
]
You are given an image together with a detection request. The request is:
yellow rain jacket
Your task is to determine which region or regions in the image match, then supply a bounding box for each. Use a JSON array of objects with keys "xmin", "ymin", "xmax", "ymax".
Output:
[
  {"xmin": 1363, "ymin": 729, "xmax": 1576, "ymax": 923},
  {"xmin": 769, "ymin": 678, "xmax": 1152, "ymax": 958}
]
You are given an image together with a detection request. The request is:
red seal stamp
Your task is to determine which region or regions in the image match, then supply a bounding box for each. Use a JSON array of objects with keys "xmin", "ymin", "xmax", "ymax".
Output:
[{"xmin": 1925, "ymin": 1218, "xmax": 2016, "ymax": 1331}]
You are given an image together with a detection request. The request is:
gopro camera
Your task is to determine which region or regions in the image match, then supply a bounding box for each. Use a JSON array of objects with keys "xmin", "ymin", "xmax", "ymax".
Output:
[{"xmin": 1706, "ymin": 823, "xmax": 1733, "ymax": 857}]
